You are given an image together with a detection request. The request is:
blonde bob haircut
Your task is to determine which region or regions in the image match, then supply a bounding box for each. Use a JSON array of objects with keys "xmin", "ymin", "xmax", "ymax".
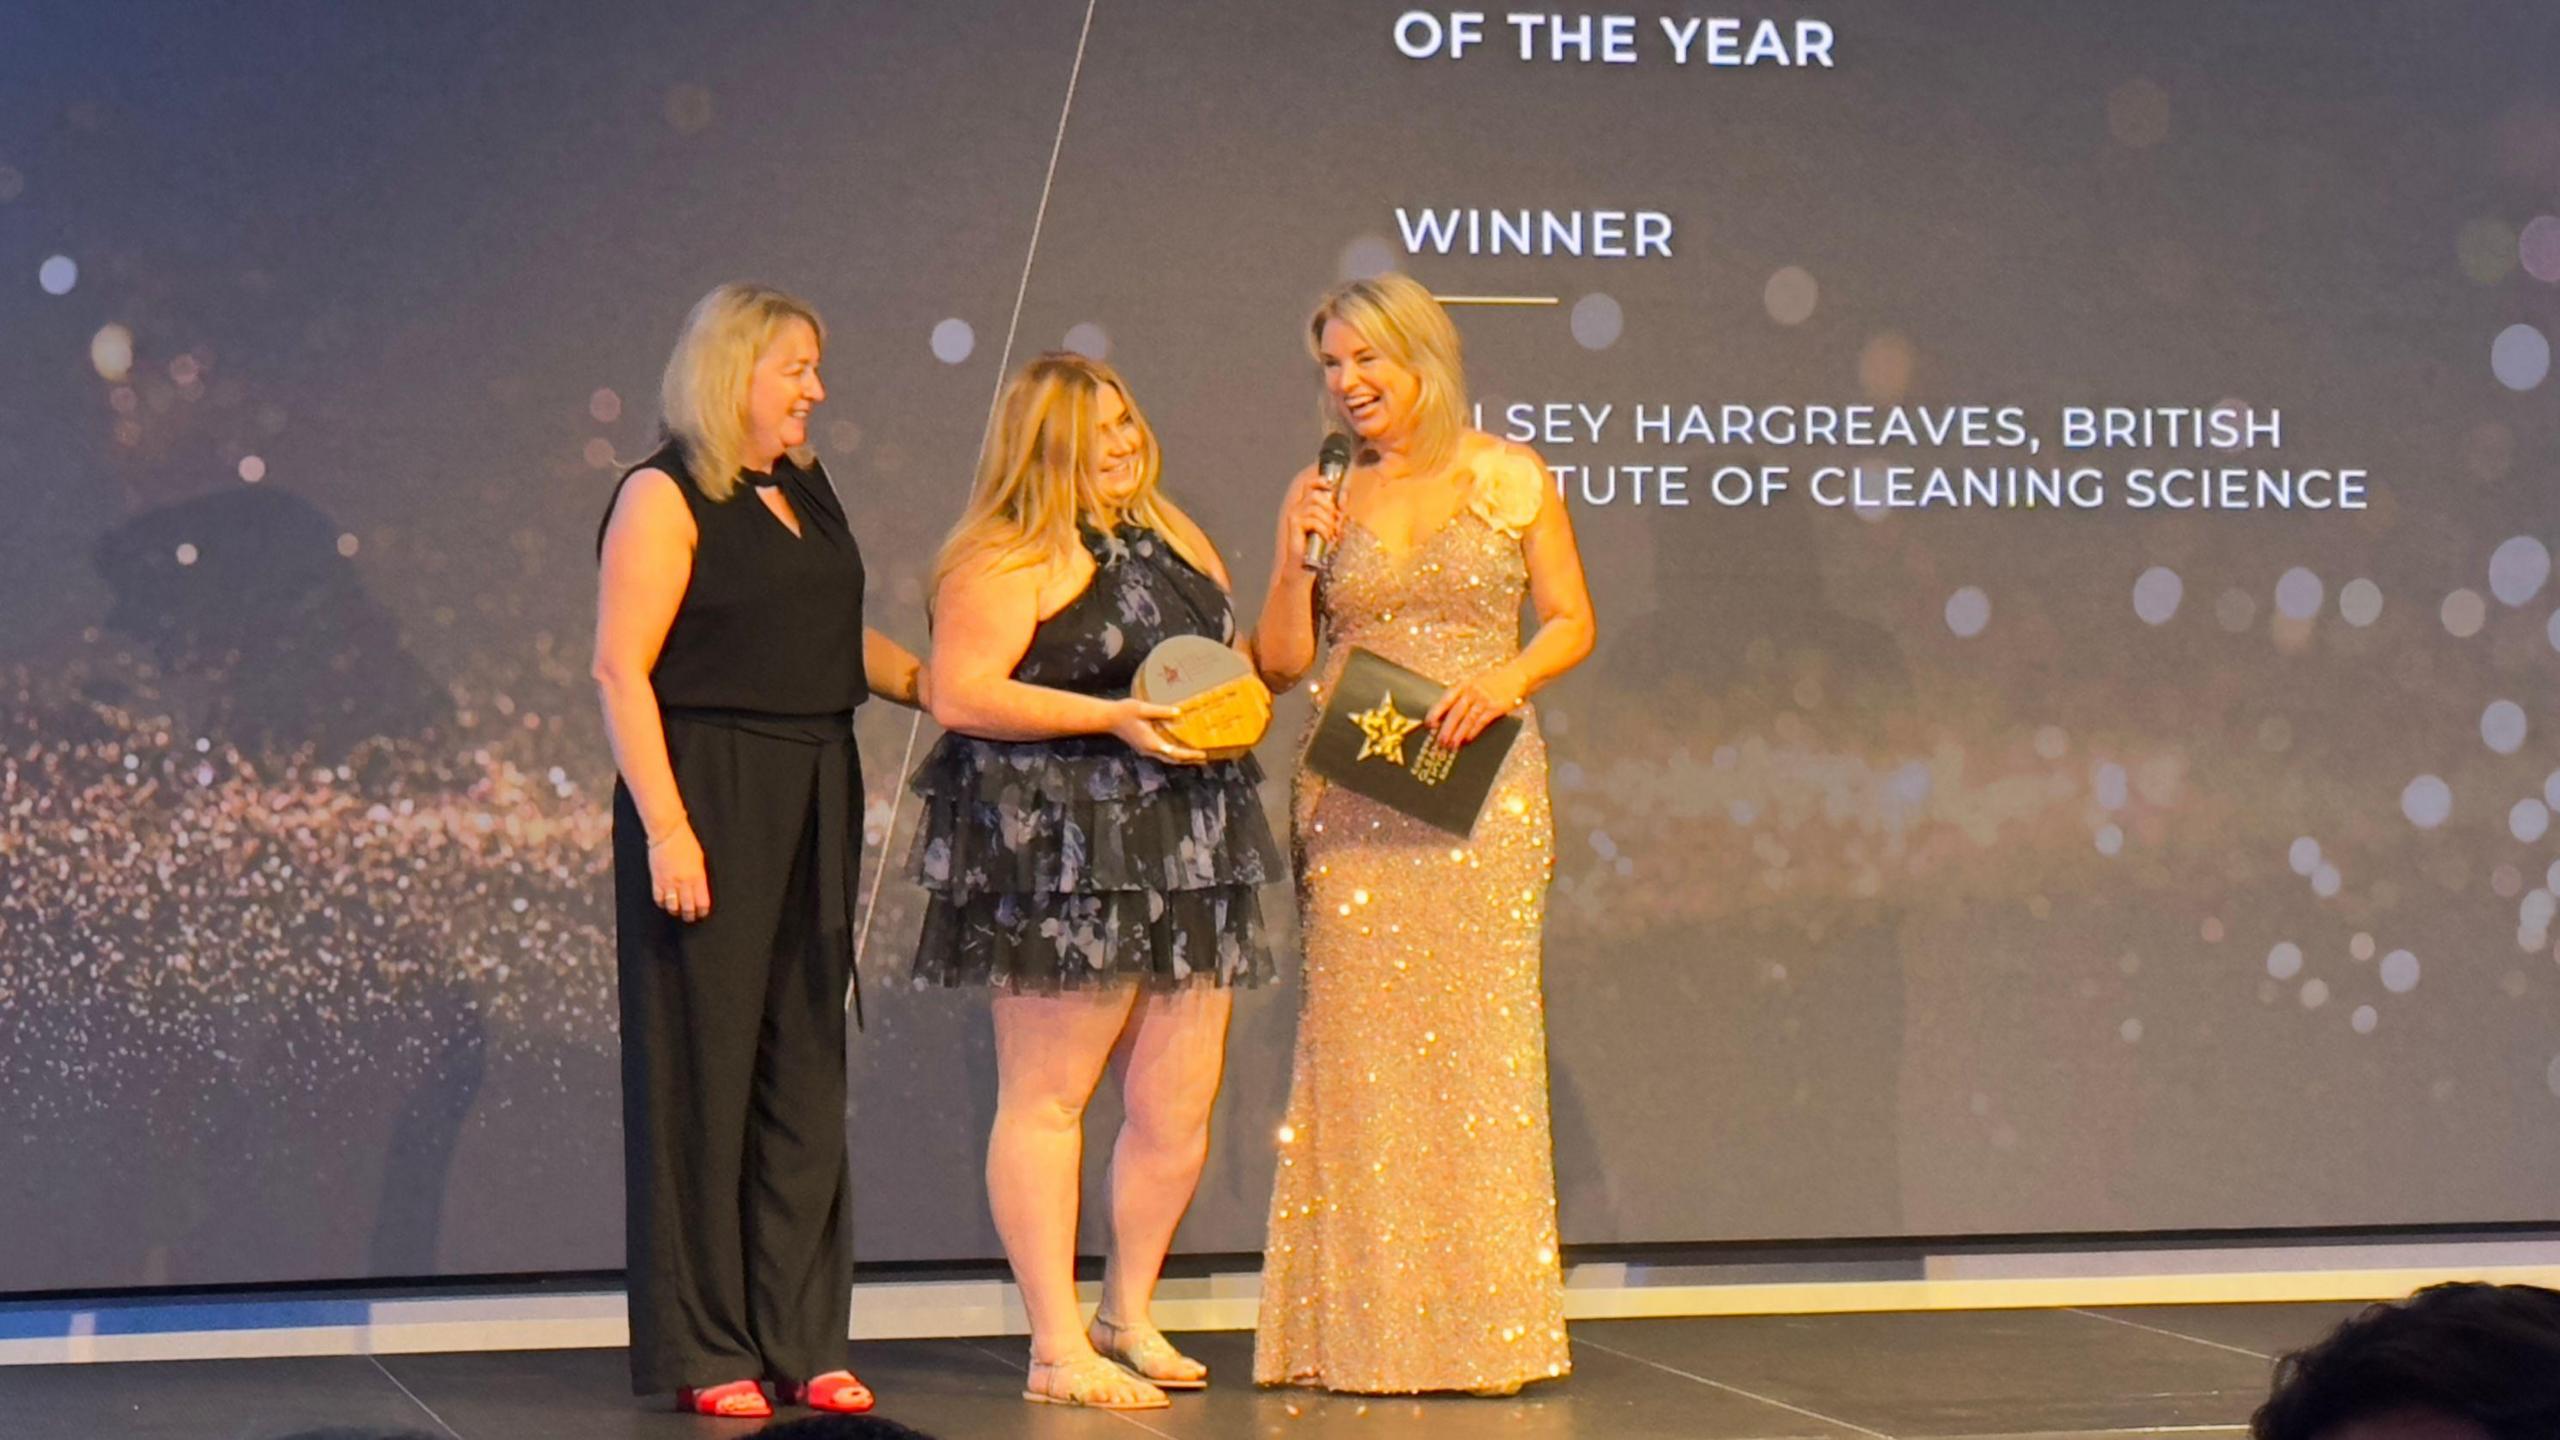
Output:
[
  {"xmin": 659, "ymin": 282, "xmax": 826, "ymax": 504},
  {"xmin": 930, "ymin": 352, "xmax": 1214, "ymax": 607},
  {"xmin": 1309, "ymin": 272, "xmax": 1468, "ymax": 476}
]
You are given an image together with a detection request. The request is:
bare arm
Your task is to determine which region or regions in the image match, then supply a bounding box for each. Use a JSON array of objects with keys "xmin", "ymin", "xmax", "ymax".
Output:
[
  {"xmin": 927, "ymin": 550, "xmax": 1200, "ymax": 759},
  {"xmin": 1249, "ymin": 464, "xmax": 1340, "ymax": 691},
  {"xmin": 593, "ymin": 470, "xmax": 693, "ymax": 838},
  {"xmin": 592, "ymin": 469, "xmax": 713, "ymax": 920},
  {"xmin": 1427, "ymin": 445, "xmax": 1597, "ymax": 745},
  {"xmin": 863, "ymin": 627, "xmax": 926, "ymax": 709},
  {"xmin": 1506, "ymin": 451, "xmax": 1598, "ymax": 694}
]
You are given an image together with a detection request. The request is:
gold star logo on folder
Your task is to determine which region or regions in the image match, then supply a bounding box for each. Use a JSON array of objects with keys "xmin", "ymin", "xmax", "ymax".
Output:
[
  {"xmin": 1349, "ymin": 691, "xmax": 1422, "ymax": 765},
  {"xmin": 1308, "ymin": 648, "xmax": 1524, "ymax": 837}
]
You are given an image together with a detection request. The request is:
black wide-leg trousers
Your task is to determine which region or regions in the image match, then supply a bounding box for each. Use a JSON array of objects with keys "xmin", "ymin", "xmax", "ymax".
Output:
[{"xmin": 613, "ymin": 711, "xmax": 861, "ymax": 1395}]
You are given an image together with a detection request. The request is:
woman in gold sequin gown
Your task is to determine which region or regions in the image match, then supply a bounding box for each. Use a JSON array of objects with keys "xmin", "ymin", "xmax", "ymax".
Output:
[{"xmin": 1248, "ymin": 275, "xmax": 1597, "ymax": 1394}]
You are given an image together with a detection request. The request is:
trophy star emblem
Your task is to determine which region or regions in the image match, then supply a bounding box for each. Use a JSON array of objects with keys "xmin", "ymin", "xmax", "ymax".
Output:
[{"xmin": 1349, "ymin": 690, "xmax": 1422, "ymax": 765}]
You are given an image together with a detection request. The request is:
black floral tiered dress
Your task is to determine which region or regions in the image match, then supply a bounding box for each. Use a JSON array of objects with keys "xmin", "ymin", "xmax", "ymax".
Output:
[{"xmin": 907, "ymin": 522, "xmax": 1280, "ymax": 991}]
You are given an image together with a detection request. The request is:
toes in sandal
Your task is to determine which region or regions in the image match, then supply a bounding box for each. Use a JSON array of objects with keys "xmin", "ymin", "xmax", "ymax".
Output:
[
  {"xmin": 1089, "ymin": 1313, "xmax": 1209, "ymax": 1390},
  {"xmin": 1024, "ymin": 1351, "xmax": 1171, "ymax": 1410},
  {"xmin": 675, "ymin": 1379, "xmax": 772, "ymax": 1418},
  {"xmin": 781, "ymin": 1370, "xmax": 875, "ymax": 1413}
]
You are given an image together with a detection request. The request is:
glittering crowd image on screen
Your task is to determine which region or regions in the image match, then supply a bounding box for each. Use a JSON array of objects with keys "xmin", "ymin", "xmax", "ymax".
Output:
[{"xmin": 2, "ymin": 1, "xmax": 2557, "ymax": 1292}]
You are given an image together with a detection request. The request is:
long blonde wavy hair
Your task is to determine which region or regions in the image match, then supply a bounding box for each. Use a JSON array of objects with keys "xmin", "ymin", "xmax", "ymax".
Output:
[
  {"xmin": 930, "ymin": 352, "xmax": 1213, "ymax": 607},
  {"xmin": 1309, "ymin": 272, "xmax": 1467, "ymax": 476},
  {"xmin": 659, "ymin": 282, "xmax": 826, "ymax": 503}
]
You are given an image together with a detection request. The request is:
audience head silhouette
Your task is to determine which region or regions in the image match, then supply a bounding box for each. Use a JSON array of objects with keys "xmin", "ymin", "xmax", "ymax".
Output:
[{"xmin": 2253, "ymin": 1282, "xmax": 2560, "ymax": 1440}]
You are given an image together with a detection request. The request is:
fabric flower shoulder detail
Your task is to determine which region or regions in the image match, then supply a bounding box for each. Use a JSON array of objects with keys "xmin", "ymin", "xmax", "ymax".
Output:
[{"xmin": 1466, "ymin": 449, "xmax": 1548, "ymax": 539}]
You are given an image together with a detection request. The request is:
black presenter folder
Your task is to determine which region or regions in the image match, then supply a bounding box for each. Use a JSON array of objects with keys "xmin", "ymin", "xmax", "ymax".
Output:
[{"xmin": 1305, "ymin": 647, "xmax": 1522, "ymax": 838}]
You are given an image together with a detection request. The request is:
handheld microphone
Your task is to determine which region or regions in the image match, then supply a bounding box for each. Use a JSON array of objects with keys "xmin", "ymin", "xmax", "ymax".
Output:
[{"xmin": 1304, "ymin": 432, "xmax": 1354, "ymax": 569}]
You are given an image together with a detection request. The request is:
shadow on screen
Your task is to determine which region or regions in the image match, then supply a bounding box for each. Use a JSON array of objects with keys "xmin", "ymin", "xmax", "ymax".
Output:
[
  {"xmin": 87, "ymin": 487, "xmax": 489, "ymax": 1279},
  {"xmin": 91, "ymin": 487, "xmax": 449, "ymax": 759},
  {"xmin": 368, "ymin": 936, "xmax": 490, "ymax": 1276}
]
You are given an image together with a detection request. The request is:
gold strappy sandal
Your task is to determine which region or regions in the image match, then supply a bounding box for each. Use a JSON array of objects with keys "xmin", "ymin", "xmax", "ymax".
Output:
[
  {"xmin": 1023, "ymin": 1351, "xmax": 1171, "ymax": 1410},
  {"xmin": 1088, "ymin": 1313, "xmax": 1209, "ymax": 1390}
]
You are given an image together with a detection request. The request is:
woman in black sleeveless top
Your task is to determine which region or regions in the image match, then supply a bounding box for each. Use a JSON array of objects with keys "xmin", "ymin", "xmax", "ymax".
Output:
[
  {"xmin": 913, "ymin": 353, "xmax": 1280, "ymax": 1410},
  {"xmin": 593, "ymin": 284, "xmax": 925, "ymax": 1419}
]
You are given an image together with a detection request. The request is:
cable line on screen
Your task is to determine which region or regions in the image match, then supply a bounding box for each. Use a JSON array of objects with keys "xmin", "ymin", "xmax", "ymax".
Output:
[{"xmin": 852, "ymin": 0, "xmax": 1099, "ymax": 1009}]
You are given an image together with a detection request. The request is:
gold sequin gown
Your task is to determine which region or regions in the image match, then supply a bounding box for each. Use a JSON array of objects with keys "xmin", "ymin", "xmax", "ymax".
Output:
[{"xmin": 1255, "ymin": 473, "xmax": 1570, "ymax": 1393}]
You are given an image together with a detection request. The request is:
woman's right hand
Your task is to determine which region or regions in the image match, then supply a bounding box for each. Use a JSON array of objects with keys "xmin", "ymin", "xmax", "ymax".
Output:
[
  {"xmin": 1109, "ymin": 697, "xmax": 1207, "ymax": 765},
  {"xmin": 1278, "ymin": 465, "xmax": 1346, "ymax": 575},
  {"xmin": 648, "ymin": 822, "xmax": 711, "ymax": 923}
]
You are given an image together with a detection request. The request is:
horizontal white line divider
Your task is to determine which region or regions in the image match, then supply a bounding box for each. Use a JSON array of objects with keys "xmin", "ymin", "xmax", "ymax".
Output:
[{"xmin": 6, "ymin": 1240, "xmax": 2558, "ymax": 1366}]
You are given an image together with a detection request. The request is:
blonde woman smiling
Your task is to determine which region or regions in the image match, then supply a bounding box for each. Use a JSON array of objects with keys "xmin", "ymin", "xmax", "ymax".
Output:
[
  {"xmin": 911, "ymin": 353, "xmax": 1280, "ymax": 1410},
  {"xmin": 1252, "ymin": 274, "xmax": 1596, "ymax": 1395},
  {"xmin": 594, "ymin": 283, "xmax": 924, "ymax": 1420}
]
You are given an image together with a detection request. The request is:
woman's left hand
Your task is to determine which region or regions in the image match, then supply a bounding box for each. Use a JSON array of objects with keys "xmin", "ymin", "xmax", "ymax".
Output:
[{"xmin": 1426, "ymin": 664, "xmax": 1526, "ymax": 747}]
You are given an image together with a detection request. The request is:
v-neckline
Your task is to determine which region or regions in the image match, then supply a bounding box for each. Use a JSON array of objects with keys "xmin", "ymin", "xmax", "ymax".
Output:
[
  {"xmin": 752, "ymin": 482, "xmax": 805, "ymax": 541},
  {"xmin": 1344, "ymin": 505, "xmax": 1475, "ymax": 568},
  {"xmin": 1341, "ymin": 470, "xmax": 1477, "ymax": 567}
]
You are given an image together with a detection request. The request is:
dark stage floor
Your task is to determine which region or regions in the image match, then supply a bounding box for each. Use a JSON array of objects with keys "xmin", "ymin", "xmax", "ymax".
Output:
[{"xmin": 0, "ymin": 1303, "xmax": 2360, "ymax": 1439}]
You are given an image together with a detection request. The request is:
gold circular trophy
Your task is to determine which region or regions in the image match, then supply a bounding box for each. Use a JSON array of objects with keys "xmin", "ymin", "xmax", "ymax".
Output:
[{"xmin": 1133, "ymin": 635, "xmax": 1271, "ymax": 761}]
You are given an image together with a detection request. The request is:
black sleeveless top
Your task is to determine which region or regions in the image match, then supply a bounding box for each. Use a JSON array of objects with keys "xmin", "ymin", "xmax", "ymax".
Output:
[
  {"xmin": 602, "ymin": 440, "xmax": 867, "ymax": 716},
  {"xmin": 1009, "ymin": 522, "xmax": 1239, "ymax": 696}
]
